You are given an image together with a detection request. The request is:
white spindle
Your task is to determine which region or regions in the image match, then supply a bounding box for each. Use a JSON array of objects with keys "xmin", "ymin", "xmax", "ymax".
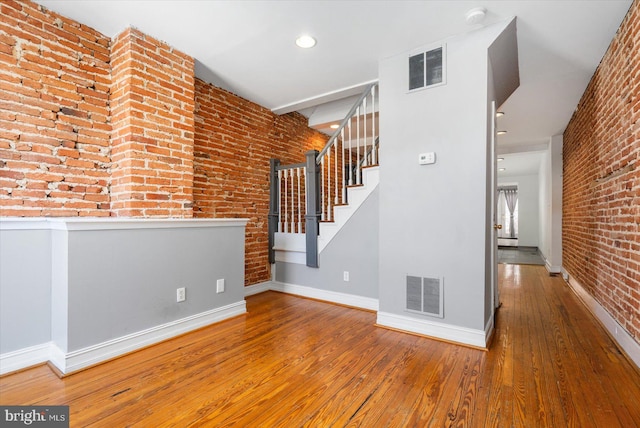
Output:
[
  {"xmin": 348, "ymin": 122, "xmax": 353, "ymax": 186},
  {"xmin": 303, "ymin": 166, "xmax": 307, "ymax": 233},
  {"xmin": 327, "ymin": 148, "xmax": 332, "ymax": 221},
  {"xmin": 341, "ymin": 127, "xmax": 347, "ymax": 201},
  {"xmin": 297, "ymin": 167, "xmax": 302, "ymax": 233},
  {"xmin": 363, "ymin": 95, "xmax": 368, "ymax": 168},
  {"xmin": 356, "ymin": 106, "xmax": 361, "ymax": 185},
  {"xmin": 290, "ymin": 168, "xmax": 295, "ymax": 233},
  {"xmin": 372, "ymin": 85, "xmax": 377, "ymax": 165},
  {"xmin": 320, "ymin": 157, "xmax": 325, "ymax": 221},
  {"xmin": 283, "ymin": 169, "xmax": 289, "ymax": 232},
  {"xmin": 277, "ymin": 170, "xmax": 282, "ymax": 232},
  {"xmin": 334, "ymin": 137, "xmax": 339, "ymax": 205}
]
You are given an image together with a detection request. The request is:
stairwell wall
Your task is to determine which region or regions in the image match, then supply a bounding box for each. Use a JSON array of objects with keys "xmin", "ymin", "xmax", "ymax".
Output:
[
  {"xmin": 377, "ymin": 21, "xmax": 512, "ymax": 344},
  {"xmin": 275, "ymin": 187, "xmax": 379, "ymax": 304}
]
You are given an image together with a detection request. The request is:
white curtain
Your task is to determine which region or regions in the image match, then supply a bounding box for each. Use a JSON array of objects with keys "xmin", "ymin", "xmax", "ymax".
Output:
[
  {"xmin": 497, "ymin": 190, "xmax": 507, "ymax": 238},
  {"xmin": 497, "ymin": 187, "xmax": 518, "ymax": 239},
  {"xmin": 503, "ymin": 188, "xmax": 518, "ymax": 238}
]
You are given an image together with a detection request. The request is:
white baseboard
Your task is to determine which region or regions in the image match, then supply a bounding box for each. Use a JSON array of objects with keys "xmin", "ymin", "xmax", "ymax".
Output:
[
  {"xmin": 57, "ymin": 301, "xmax": 247, "ymax": 374},
  {"xmin": 376, "ymin": 311, "xmax": 488, "ymax": 349},
  {"xmin": 244, "ymin": 281, "xmax": 274, "ymax": 297},
  {"xmin": 1, "ymin": 301, "xmax": 247, "ymax": 376},
  {"xmin": 271, "ymin": 281, "xmax": 379, "ymax": 311},
  {"xmin": 566, "ymin": 274, "xmax": 640, "ymax": 369},
  {"xmin": 544, "ymin": 259, "xmax": 562, "ymax": 275},
  {"xmin": 0, "ymin": 342, "xmax": 53, "ymax": 375}
]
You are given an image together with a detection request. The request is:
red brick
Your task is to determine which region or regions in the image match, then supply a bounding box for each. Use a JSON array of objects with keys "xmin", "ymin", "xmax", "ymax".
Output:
[{"xmin": 563, "ymin": 0, "xmax": 640, "ymax": 344}]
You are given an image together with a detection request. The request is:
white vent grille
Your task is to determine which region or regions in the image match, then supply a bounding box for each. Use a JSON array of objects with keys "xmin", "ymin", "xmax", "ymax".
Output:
[{"xmin": 406, "ymin": 275, "xmax": 443, "ymax": 318}]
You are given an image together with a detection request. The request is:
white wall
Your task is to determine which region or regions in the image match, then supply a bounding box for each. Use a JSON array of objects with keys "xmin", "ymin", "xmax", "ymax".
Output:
[
  {"xmin": 377, "ymin": 21, "xmax": 512, "ymax": 345},
  {"xmin": 538, "ymin": 135, "xmax": 563, "ymax": 271},
  {"xmin": 499, "ymin": 174, "xmax": 539, "ymax": 247}
]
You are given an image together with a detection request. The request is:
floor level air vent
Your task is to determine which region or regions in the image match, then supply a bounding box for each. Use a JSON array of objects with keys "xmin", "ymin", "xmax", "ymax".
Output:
[{"xmin": 406, "ymin": 275, "xmax": 443, "ymax": 318}]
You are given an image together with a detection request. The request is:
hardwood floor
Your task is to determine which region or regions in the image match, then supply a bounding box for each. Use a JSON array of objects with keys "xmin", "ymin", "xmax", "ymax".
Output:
[{"xmin": 2, "ymin": 264, "xmax": 640, "ymax": 427}]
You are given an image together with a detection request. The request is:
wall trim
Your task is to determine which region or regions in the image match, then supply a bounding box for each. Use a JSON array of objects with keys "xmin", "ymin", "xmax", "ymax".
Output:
[
  {"xmin": 0, "ymin": 217, "xmax": 248, "ymax": 231},
  {"xmin": 542, "ymin": 253, "xmax": 561, "ymax": 274},
  {"xmin": 0, "ymin": 342, "xmax": 53, "ymax": 375},
  {"xmin": 544, "ymin": 259, "xmax": 562, "ymax": 275},
  {"xmin": 376, "ymin": 311, "xmax": 488, "ymax": 349},
  {"xmin": 271, "ymin": 281, "xmax": 379, "ymax": 311},
  {"xmin": 59, "ymin": 301, "xmax": 246, "ymax": 374},
  {"xmin": 244, "ymin": 281, "xmax": 274, "ymax": 297},
  {"xmin": 3, "ymin": 301, "xmax": 249, "ymax": 376},
  {"xmin": 565, "ymin": 273, "xmax": 640, "ymax": 369}
]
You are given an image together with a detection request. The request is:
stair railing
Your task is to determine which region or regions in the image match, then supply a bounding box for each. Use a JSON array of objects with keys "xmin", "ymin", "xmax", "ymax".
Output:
[
  {"xmin": 316, "ymin": 82, "xmax": 378, "ymax": 222},
  {"xmin": 269, "ymin": 82, "xmax": 379, "ymax": 267}
]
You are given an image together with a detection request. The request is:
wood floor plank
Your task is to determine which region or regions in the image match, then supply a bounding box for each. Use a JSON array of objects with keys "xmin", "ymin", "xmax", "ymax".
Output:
[{"xmin": 2, "ymin": 266, "xmax": 640, "ymax": 427}]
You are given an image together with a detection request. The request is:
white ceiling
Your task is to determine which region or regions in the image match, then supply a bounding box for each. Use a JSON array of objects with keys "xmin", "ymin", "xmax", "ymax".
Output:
[
  {"xmin": 498, "ymin": 151, "xmax": 544, "ymax": 177},
  {"xmin": 37, "ymin": 0, "xmax": 632, "ymax": 176}
]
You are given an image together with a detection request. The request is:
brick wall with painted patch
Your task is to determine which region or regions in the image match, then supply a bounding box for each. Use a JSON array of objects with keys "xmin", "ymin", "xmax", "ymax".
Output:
[
  {"xmin": 563, "ymin": 0, "xmax": 640, "ymax": 345},
  {"xmin": 0, "ymin": 0, "xmax": 111, "ymax": 216},
  {"xmin": 194, "ymin": 80, "xmax": 328, "ymax": 285}
]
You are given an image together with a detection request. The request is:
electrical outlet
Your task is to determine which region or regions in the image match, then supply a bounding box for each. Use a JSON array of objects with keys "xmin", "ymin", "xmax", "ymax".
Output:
[
  {"xmin": 177, "ymin": 287, "xmax": 186, "ymax": 302},
  {"xmin": 216, "ymin": 279, "xmax": 225, "ymax": 293},
  {"xmin": 343, "ymin": 271, "xmax": 349, "ymax": 282}
]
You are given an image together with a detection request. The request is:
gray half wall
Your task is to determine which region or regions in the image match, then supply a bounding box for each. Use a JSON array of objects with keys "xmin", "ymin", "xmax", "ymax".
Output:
[
  {"xmin": 0, "ymin": 228, "xmax": 52, "ymax": 352},
  {"xmin": 0, "ymin": 218, "xmax": 247, "ymax": 374}
]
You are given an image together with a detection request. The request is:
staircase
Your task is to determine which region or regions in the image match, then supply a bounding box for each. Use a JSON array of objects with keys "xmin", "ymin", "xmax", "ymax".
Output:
[{"xmin": 269, "ymin": 83, "xmax": 379, "ymax": 267}]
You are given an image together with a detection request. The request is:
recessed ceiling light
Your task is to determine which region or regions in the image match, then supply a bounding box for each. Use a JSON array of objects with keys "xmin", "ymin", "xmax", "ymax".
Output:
[
  {"xmin": 497, "ymin": 157, "xmax": 504, "ymax": 162},
  {"xmin": 496, "ymin": 111, "xmax": 505, "ymax": 117},
  {"xmin": 497, "ymin": 130, "xmax": 507, "ymax": 135},
  {"xmin": 295, "ymin": 35, "xmax": 316, "ymax": 48},
  {"xmin": 330, "ymin": 124, "xmax": 339, "ymax": 129},
  {"xmin": 499, "ymin": 168, "xmax": 506, "ymax": 172}
]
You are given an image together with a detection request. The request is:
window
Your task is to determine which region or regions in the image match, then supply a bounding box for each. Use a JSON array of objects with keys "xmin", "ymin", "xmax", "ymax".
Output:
[
  {"xmin": 408, "ymin": 46, "xmax": 445, "ymax": 91},
  {"xmin": 497, "ymin": 187, "xmax": 518, "ymax": 239}
]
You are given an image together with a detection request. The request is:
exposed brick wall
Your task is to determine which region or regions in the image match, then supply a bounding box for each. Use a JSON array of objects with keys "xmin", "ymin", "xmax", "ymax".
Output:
[
  {"xmin": 1, "ymin": 1, "xmax": 330, "ymax": 285},
  {"xmin": 110, "ymin": 28, "xmax": 195, "ymax": 217},
  {"xmin": 0, "ymin": 0, "xmax": 111, "ymax": 216},
  {"xmin": 194, "ymin": 79, "xmax": 328, "ymax": 285},
  {"xmin": 563, "ymin": 0, "xmax": 640, "ymax": 344}
]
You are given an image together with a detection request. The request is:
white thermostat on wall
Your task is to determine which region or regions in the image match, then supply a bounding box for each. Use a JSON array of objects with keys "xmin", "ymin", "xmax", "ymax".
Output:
[{"xmin": 419, "ymin": 152, "xmax": 436, "ymax": 165}]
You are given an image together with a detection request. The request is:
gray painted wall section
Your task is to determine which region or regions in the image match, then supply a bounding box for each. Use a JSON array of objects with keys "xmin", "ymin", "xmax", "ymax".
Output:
[
  {"xmin": 51, "ymin": 228, "xmax": 69, "ymax": 352},
  {"xmin": 66, "ymin": 226, "xmax": 245, "ymax": 351},
  {"xmin": 0, "ymin": 229, "xmax": 51, "ymax": 353},
  {"xmin": 276, "ymin": 187, "xmax": 379, "ymax": 299},
  {"xmin": 0, "ymin": 219, "xmax": 246, "ymax": 359},
  {"xmin": 378, "ymin": 21, "xmax": 510, "ymax": 332}
]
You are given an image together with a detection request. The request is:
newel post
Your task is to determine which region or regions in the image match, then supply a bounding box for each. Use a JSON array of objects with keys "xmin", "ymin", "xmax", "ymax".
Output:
[
  {"xmin": 305, "ymin": 150, "xmax": 321, "ymax": 267},
  {"xmin": 268, "ymin": 158, "xmax": 280, "ymax": 264}
]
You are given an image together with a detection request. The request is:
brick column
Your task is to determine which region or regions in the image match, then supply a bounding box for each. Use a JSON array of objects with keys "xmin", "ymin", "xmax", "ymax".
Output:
[{"xmin": 110, "ymin": 28, "xmax": 195, "ymax": 217}]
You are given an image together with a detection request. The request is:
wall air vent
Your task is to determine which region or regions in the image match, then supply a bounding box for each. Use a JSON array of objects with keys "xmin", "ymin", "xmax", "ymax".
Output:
[
  {"xmin": 406, "ymin": 275, "xmax": 444, "ymax": 318},
  {"xmin": 408, "ymin": 45, "xmax": 446, "ymax": 92}
]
